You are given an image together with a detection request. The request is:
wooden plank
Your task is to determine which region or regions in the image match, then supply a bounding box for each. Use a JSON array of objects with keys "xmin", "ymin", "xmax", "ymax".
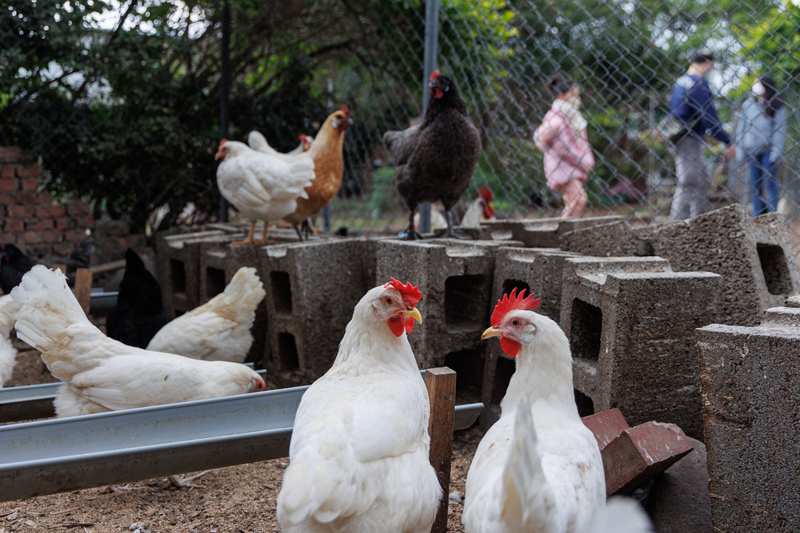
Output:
[
  {"xmin": 425, "ymin": 366, "xmax": 457, "ymax": 533},
  {"xmin": 89, "ymin": 259, "xmax": 127, "ymax": 275},
  {"xmin": 51, "ymin": 264, "xmax": 66, "ymax": 274},
  {"xmin": 74, "ymin": 268, "xmax": 93, "ymax": 316}
]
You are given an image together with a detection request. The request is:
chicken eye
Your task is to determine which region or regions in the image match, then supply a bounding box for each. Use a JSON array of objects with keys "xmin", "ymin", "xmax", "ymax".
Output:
[
  {"xmin": 385, "ymin": 297, "xmax": 394, "ymax": 305},
  {"xmin": 511, "ymin": 319, "xmax": 521, "ymax": 327}
]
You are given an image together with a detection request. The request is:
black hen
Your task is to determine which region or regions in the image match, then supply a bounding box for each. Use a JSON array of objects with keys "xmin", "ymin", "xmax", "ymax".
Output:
[
  {"xmin": 106, "ymin": 248, "xmax": 168, "ymax": 348},
  {"xmin": 383, "ymin": 70, "xmax": 482, "ymax": 239},
  {"xmin": 0, "ymin": 244, "xmax": 37, "ymax": 294}
]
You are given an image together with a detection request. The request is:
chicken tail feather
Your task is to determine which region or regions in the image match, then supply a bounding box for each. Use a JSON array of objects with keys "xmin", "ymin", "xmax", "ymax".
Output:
[
  {"xmin": 216, "ymin": 267, "xmax": 266, "ymax": 324},
  {"xmin": 500, "ymin": 399, "xmax": 552, "ymax": 531},
  {"xmin": 10, "ymin": 265, "xmax": 88, "ymax": 351}
]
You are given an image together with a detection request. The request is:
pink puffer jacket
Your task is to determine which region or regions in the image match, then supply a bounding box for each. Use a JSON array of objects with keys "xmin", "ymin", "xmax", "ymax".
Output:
[{"xmin": 534, "ymin": 108, "xmax": 595, "ymax": 191}]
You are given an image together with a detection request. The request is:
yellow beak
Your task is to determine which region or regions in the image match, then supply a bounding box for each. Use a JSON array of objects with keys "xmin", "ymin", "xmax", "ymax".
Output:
[
  {"xmin": 481, "ymin": 326, "xmax": 502, "ymax": 340},
  {"xmin": 214, "ymin": 152, "xmax": 223, "ymax": 160},
  {"xmin": 400, "ymin": 307, "xmax": 422, "ymax": 324}
]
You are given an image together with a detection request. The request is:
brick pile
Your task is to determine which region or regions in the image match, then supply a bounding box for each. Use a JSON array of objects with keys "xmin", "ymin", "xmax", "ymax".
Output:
[{"xmin": 0, "ymin": 146, "xmax": 93, "ymax": 259}]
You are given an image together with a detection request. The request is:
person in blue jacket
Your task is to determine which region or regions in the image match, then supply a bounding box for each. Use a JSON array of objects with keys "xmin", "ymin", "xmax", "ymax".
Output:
[
  {"xmin": 735, "ymin": 74, "xmax": 787, "ymax": 215},
  {"xmin": 668, "ymin": 50, "xmax": 736, "ymax": 220}
]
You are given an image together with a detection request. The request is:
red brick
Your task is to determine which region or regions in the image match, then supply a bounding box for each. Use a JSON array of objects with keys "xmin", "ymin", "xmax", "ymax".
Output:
[
  {"xmin": 16, "ymin": 191, "xmax": 37, "ymax": 204},
  {"xmin": 22, "ymin": 231, "xmax": 43, "ymax": 242},
  {"xmin": 35, "ymin": 205, "xmax": 65, "ymax": 218},
  {"xmin": 1, "ymin": 166, "xmax": 18, "ymax": 179},
  {"xmin": 0, "ymin": 177, "xmax": 18, "ymax": 191},
  {"xmin": 26, "ymin": 219, "xmax": 55, "ymax": 231},
  {"xmin": 19, "ymin": 164, "xmax": 42, "ymax": 177},
  {"xmin": 75, "ymin": 214, "xmax": 94, "ymax": 227},
  {"xmin": 602, "ymin": 421, "xmax": 694, "ymax": 496},
  {"xmin": 54, "ymin": 218, "xmax": 70, "ymax": 230},
  {"xmin": 66, "ymin": 201, "xmax": 91, "ymax": 216},
  {"xmin": 582, "ymin": 409, "xmax": 630, "ymax": 450},
  {"xmin": 0, "ymin": 192, "xmax": 14, "ymax": 204},
  {"xmin": 42, "ymin": 229, "xmax": 59, "ymax": 243},
  {"xmin": 3, "ymin": 219, "xmax": 24, "ymax": 232},
  {"xmin": 7, "ymin": 204, "xmax": 34, "ymax": 218},
  {"xmin": 37, "ymin": 192, "xmax": 53, "ymax": 204},
  {"xmin": 0, "ymin": 147, "xmax": 24, "ymax": 163},
  {"xmin": 20, "ymin": 178, "xmax": 38, "ymax": 190}
]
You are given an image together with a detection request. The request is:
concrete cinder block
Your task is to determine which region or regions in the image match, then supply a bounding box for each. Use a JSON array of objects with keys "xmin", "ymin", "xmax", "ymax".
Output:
[
  {"xmin": 562, "ymin": 256, "xmax": 722, "ymax": 438},
  {"xmin": 697, "ymin": 304, "xmax": 800, "ymax": 532},
  {"xmin": 261, "ymin": 239, "xmax": 373, "ymax": 382},
  {"xmin": 634, "ymin": 204, "xmax": 800, "ymax": 326},
  {"xmin": 481, "ymin": 216, "xmax": 624, "ymax": 248},
  {"xmin": 375, "ymin": 238, "xmax": 519, "ymax": 404},
  {"xmin": 156, "ymin": 229, "xmax": 244, "ymax": 318},
  {"xmin": 559, "ymin": 219, "xmax": 645, "ymax": 257},
  {"xmin": 480, "ymin": 247, "xmax": 583, "ymax": 423},
  {"xmin": 646, "ymin": 437, "xmax": 713, "ymax": 533}
]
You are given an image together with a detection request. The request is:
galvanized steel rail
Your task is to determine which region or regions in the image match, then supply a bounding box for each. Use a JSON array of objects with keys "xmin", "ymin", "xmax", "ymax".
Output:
[{"xmin": 0, "ymin": 375, "xmax": 482, "ymax": 501}]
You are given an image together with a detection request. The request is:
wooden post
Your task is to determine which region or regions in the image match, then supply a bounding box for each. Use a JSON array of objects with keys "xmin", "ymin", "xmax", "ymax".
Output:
[
  {"xmin": 425, "ymin": 366, "xmax": 456, "ymax": 533},
  {"xmin": 74, "ymin": 268, "xmax": 93, "ymax": 316},
  {"xmin": 51, "ymin": 264, "xmax": 66, "ymax": 274}
]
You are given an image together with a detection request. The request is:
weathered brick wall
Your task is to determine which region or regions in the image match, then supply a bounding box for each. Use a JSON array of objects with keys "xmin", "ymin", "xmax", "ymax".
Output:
[{"xmin": 0, "ymin": 146, "xmax": 93, "ymax": 259}]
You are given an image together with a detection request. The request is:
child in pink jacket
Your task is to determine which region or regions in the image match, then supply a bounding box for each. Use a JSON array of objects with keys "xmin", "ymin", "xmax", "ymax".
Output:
[{"xmin": 534, "ymin": 76, "xmax": 595, "ymax": 218}]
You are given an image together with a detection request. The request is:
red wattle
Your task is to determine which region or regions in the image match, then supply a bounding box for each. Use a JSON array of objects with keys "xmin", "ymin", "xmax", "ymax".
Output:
[
  {"xmin": 500, "ymin": 337, "xmax": 520, "ymax": 358},
  {"xmin": 388, "ymin": 316, "xmax": 405, "ymax": 337},
  {"xmin": 404, "ymin": 316, "xmax": 415, "ymax": 334}
]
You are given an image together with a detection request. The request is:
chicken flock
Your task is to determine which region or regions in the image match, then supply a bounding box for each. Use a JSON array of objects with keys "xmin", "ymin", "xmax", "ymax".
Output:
[{"xmin": 0, "ymin": 70, "xmax": 653, "ymax": 531}]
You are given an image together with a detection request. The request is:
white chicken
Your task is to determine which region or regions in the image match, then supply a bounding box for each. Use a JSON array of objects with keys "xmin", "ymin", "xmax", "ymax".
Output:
[
  {"xmin": 146, "ymin": 267, "xmax": 266, "ymax": 363},
  {"xmin": 459, "ymin": 186, "xmax": 496, "ymax": 228},
  {"xmin": 0, "ymin": 295, "xmax": 22, "ymax": 387},
  {"xmin": 215, "ymin": 139, "xmax": 315, "ymax": 245},
  {"xmin": 276, "ymin": 278, "xmax": 441, "ymax": 533},
  {"xmin": 462, "ymin": 289, "xmax": 605, "ymax": 533},
  {"xmin": 11, "ymin": 265, "xmax": 267, "ymax": 418},
  {"xmin": 248, "ymin": 130, "xmax": 313, "ymax": 158}
]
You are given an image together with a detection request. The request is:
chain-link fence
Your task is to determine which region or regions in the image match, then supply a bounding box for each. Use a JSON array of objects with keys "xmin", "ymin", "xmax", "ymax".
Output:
[{"xmin": 2, "ymin": 0, "xmax": 799, "ymax": 256}]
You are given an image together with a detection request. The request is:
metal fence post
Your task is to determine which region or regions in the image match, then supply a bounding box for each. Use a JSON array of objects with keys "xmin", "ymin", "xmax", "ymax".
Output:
[{"xmin": 419, "ymin": 0, "xmax": 440, "ymax": 235}]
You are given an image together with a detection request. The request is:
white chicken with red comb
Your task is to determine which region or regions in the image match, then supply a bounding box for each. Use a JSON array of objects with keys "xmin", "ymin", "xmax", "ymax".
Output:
[
  {"xmin": 277, "ymin": 278, "xmax": 441, "ymax": 533},
  {"xmin": 462, "ymin": 289, "xmax": 607, "ymax": 533}
]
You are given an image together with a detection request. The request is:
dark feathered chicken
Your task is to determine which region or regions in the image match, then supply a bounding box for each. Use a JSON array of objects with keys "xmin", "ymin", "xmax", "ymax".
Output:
[
  {"xmin": 106, "ymin": 248, "xmax": 168, "ymax": 348},
  {"xmin": 0, "ymin": 237, "xmax": 95, "ymax": 294},
  {"xmin": 383, "ymin": 70, "xmax": 482, "ymax": 239}
]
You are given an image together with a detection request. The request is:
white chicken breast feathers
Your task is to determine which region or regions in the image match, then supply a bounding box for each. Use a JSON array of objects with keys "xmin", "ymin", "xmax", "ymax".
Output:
[
  {"xmin": 0, "ymin": 294, "xmax": 22, "ymax": 387},
  {"xmin": 146, "ymin": 267, "xmax": 266, "ymax": 363},
  {"xmin": 277, "ymin": 283, "xmax": 441, "ymax": 533},
  {"xmin": 463, "ymin": 296, "xmax": 605, "ymax": 533},
  {"xmin": 11, "ymin": 265, "xmax": 266, "ymax": 417},
  {"xmin": 216, "ymin": 140, "xmax": 315, "ymax": 222}
]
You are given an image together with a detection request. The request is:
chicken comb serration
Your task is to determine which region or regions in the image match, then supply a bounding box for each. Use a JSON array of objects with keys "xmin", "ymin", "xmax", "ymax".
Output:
[
  {"xmin": 384, "ymin": 278, "xmax": 422, "ymax": 306},
  {"xmin": 218, "ymin": 139, "xmax": 228, "ymax": 150},
  {"xmin": 341, "ymin": 105, "xmax": 350, "ymax": 118},
  {"xmin": 491, "ymin": 288, "xmax": 540, "ymax": 326},
  {"xmin": 478, "ymin": 186, "xmax": 493, "ymax": 201},
  {"xmin": 429, "ymin": 69, "xmax": 440, "ymax": 81}
]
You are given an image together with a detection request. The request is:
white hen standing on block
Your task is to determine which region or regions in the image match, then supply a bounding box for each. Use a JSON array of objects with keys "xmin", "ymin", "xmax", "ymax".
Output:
[
  {"xmin": 146, "ymin": 267, "xmax": 266, "ymax": 363},
  {"xmin": 277, "ymin": 278, "xmax": 441, "ymax": 533},
  {"xmin": 11, "ymin": 266, "xmax": 267, "ymax": 417},
  {"xmin": 0, "ymin": 295, "xmax": 22, "ymax": 387},
  {"xmin": 462, "ymin": 289, "xmax": 606, "ymax": 533}
]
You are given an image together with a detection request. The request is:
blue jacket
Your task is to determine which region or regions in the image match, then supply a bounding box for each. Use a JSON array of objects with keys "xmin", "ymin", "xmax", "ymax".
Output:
[
  {"xmin": 669, "ymin": 73, "xmax": 732, "ymax": 145},
  {"xmin": 735, "ymin": 97, "xmax": 787, "ymax": 163}
]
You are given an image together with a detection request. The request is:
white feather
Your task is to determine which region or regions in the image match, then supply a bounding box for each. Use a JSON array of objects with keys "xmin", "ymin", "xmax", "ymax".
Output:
[{"xmin": 0, "ymin": 295, "xmax": 21, "ymax": 387}]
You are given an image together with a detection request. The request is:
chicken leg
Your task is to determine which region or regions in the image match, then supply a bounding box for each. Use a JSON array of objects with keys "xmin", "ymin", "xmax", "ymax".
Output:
[
  {"xmin": 404, "ymin": 210, "xmax": 423, "ymax": 240},
  {"xmin": 443, "ymin": 209, "xmax": 465, "ymax": 239},
  {"xmin": 233, "ymin": 221, "xmax": 258, "ymax": 245}
]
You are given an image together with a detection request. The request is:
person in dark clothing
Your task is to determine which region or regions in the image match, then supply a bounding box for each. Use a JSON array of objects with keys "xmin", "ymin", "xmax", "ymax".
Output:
[{"xmin": 668, "ymin": 50, "xmax": 736, "ymax": 220}]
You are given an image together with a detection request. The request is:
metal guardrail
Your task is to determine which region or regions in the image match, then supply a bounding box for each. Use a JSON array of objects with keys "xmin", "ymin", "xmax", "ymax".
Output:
[{"xmin": 0, "ymin": 374, "xmax": 482, "ymax": 501}]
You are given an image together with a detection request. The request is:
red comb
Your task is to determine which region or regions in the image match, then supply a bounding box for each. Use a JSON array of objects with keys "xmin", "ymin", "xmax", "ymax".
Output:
[
  {"xmin": 491, "ymin": 288, "xmax": 540, "ymax": 326},
  {"xmin": 298, "ymin": 134, "xmax": 307, "ymax": 141},
  {"xmin": 478, "ymin": 186, "xmax": 493, "ymax": 201},
  {"xmin": 218, "ymin": 139, "xmax": 228, "ymax": 150},
  {"xmin": 384, "ymin": 278, "xmax": 422, "ymax": 306},
  {"xmin": 341, "ymin": 105, "xmax": 350, "ymax": 118},
  {"xmin": 429, "ymin": 69, "xmax": 439, "ymax": 81}
]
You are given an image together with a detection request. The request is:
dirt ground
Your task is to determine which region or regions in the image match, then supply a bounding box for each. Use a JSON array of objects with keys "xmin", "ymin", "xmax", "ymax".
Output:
[{"xmin": 1, "ymin": 342, "xmax": 484, "ymax": 533}]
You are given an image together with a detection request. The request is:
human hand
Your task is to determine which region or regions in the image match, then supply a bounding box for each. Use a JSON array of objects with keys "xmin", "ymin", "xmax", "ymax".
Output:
[{"xmin": 726, "ymin": 145, "xmax": 736, "ymax": 160}]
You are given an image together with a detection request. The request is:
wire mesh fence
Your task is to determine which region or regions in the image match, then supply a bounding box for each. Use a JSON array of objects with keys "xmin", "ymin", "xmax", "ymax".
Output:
[{"xmin": 1, "ymin": 0, "xmax": 799, "ymax": 256}]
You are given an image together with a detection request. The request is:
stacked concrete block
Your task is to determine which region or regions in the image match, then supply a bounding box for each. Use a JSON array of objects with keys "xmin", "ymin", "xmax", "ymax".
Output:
[
  {"xmin": 481, "ymin": 216, "xmax": 623, "ymax": 248},
  {"xmin": 562, "ymin": 205, "xmax": 800, "ymax": 326},
  {"xmin": 156, "ymin": 229, "xmax": 244, "ymax": 318},
  {"xmin": 260, "ymin": 239, "xmax": 374, "ymax": 381},
  {"xmin": 375, "ymin": 238, "xmax": 519, "ymax": 403},
  {"xmin": 697, "ymin": 302, "xmax": 800, "ymax": 532},
  {"xmin": 562, "ymin": 256, "xmax": 722, "ymax": 438},
  {"xmin": 481, "ymin": 247, "xmax": 582, "ymax": 416}
]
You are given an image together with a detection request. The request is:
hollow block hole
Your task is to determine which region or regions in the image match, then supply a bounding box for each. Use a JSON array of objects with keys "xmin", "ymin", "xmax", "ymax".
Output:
[
  {"xmin": 574, "ymin": 389, "xmax": 595, "ymax": 417},
  {"xmin": 502, "ymin": 279, "xmax": 531, "ymax": 298},
  {"xmin": 278, "ymin": 332, "xmax": 299, "ymax": 371},
  {"xmin": 271, "ymin": 271, "xmax": 292, "ymax": 315},
  {"xmin": 206, "ymin": 267, "xmax": 226, "ymax": 299},
  {"xmin": 570, "ymin": 298, "xmax": 603, "ymax": 362},
  {"xmin": 491, "ymin": 355, "xmax": 516, "ymax": 405},
  {"xmin": 444, "ymin": 349, "xmax": 484, "ymax": 404},
  {"xmin": 445, "ymin": 274, "xmax": 487, "ymax": 330},
  {"xmin": 757, "ymin": 243, "xmax": 792, "ymax": 295},
  {"xmin": 170, "ymin": 259, "xmax": 187, "ymax": 294}
]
